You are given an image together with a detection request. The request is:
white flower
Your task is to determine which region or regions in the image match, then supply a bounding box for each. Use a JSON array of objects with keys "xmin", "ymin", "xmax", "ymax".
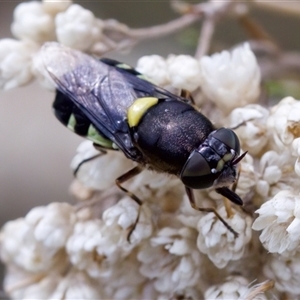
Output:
[
  {"xmin": 200, "ymin": 43, "xmax": 261, "ymax": 114},
  {"xmin": 66, "ymin": 218, "xmax": 115, "ymax": 279},
  {"xmin": 3, "ymin": 265, "xmax": 61, "ymax": 299},
  {"xmin": 49, "ymin": 270, "xmax": 104, "ymax": 299},
  {"xmin": 31, "ymin": 48, "xmax": 56, "ymax": 90},
  {"xmin": 25, "ymin": 202, "xmax": 77, "ymax": 249},
  {"xmin": 0, "ymin": 39, "xmax": 38, "ymax": 90},
  {"xmin": 71, "ymin": 141, "xmax": 135, "ymax": 191},
  {"xmin": 136, "ymin": 55, "xmax": 169, "ymax": 86},
  {"xmin": 256, "ymin": 150, "xmax": 295, "ymax": 198},
  {"xmin": 264, "ymin": 253, "xmax": 300, "ymax": 295},
  {"xmin": 235, "ymin": 153, "xmax": 257, "ymax": 200},
  {"xmin": 197, "ymin": 206, "xmax": 252, "ymax": 268},
  {"xmin": 11, "ymin": 1, "xmax": 56, "ymax": 43},
  {"xmin": 102, "ymin": 197, "xmax": 153, "ymax": 244},
  {"xmin": 227, "ymin": 104, "xmax": 270, "ymax": 156},
  {"xmin": 267, "ymin": 96, "xmax": 300, "ymax": 150},
  {"xmin": 292, "ymin": 138, "xmax": 300, "ymax": 176},
  {"xmin": 252, "ymin": 190, "xmax": 300, "ymax": 255},
  {"xmin": 0, "ymin": 217, "xmax": 67, "ymax": 273},
  {"xmin": 42, "ymin": 0, "xmax": 72, "ymax": 16},
  {"xmin": 55, "ymin": 4, "xmax": 103, "ymax": 51},
  {"xmin": 138, "ymin": 225, "xmax": 202, "ymax": 295},
  {"xmin": 167, "ymin": 55, "xmax": 201, "ymax": 92},
  {"xmin": 204, "ymin": 276, "xmax": 268, "ymax": 300}
]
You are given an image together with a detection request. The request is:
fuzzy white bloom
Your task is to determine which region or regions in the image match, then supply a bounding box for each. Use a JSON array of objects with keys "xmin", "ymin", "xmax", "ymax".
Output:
[
  {"xmin": 227, "ymin": 105, "xmax": 270, "ymax": 156},
  {"xmin": 197, "ymin": 206, "xmax": 252, "ymax": 268},
  {"xmin": 138, "ymin": 225, "xmax": 202, "ymax": 295},
  {"xmin": 267, "ymin": 96, "xmax": 300, "ymax": 150},
  {"xmin": 71, "ymin": 141, "xmax": 135, "ymax": 190},
  {"xmin": 204, "ymin": 276, "xmax": 268, "ymax": 300},
  {"xmin": 66, "ymin": 218, "xmax": 115, "ymax": 279},
  {"xmin": 67, "ymin": 198, "xmax": 152, "ymax": 278},
  {"xmin": 0, "ymin": 218, "xmax": 66, "ymax": 273},
  {"xmin": 264, "ymin": 253, "xmax": 300, "ymax": 295},
  {"xmin": 200, "ymin": 43, "xmax": 261, "ymax": 114},
  {"xmin": 49, "ymin": 270, "xmax": 104, "ymax": 299},
  {"xmin": 11, "ymin": 1, "xmax": 56, "ymax": 43},
  {"xmin": 256, "ymin": 150, "xmax": 295, "ymax": 198},
  {"xmin": 42, "ymin": 0, "xmax": 72, "ymax": 16},
  {"xmin": 3, "ymin": 265, "xmax": 62, "ymax": 299},
  {"xmin": 252, "ymin": 190, "xmax": 300, "ymax": 255},
  {"xmin": 235, "ymin": 153, "xmax": 257, "ymax": 200},
  {"xmin": 136, "ymin": 55, "xmax": 169, "ymax": 86},
  {"xmin": 292, "ymin": 137, "xmax": 300, "ymax": 176},
  {"xmin": 102, "ymin": 197, "xmax": 153, "ymax": 244},
  {"xmin": 55, "ymin": 4, "xmax": 103, "ymax": 51},
  {"xmin": 31, "ymin": 41, "xmax": 57, "ymax": 90},
  {"xmin": 167, "ymin": 55, "xmax": 201, "ymax": 92},
  {"xmin": 25, "ymin": 202, "xmax": 77, "ymax": 249},
  {"xmin": 0, "ymin": 39, "xmax": 38, "ymax": 90}
]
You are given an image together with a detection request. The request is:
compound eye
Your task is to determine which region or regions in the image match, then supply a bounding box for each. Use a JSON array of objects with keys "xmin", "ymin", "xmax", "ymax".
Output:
[
  {"xmin": 213, "ymin": 128, "xmax": 240, "ymax": 155},
  {"xmin": 181, "ymin": 151, "xmax": 217, "ymax": 189}
]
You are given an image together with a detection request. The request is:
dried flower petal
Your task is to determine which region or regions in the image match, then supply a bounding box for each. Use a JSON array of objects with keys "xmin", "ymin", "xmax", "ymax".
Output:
[
  {"xmin": 197, "ymin": 206, "xmax": 252, "ymax": 268},
  {"xmin": 11, "ymin": 1, "xmax": 56, "ymax": 42},
  {"xmin": 200, "ymin": 43, "xmax": 261, "ymax": 114},
  {"xmin": 55, "ymin": 4, "xmax": 103, "ymax": 51},
  {"xmin": 0, "ymin": 39, "xmax": 38, "ymax": 90}
]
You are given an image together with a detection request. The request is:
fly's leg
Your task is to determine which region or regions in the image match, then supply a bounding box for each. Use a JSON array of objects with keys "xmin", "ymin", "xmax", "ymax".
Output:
[
  {"xmin": 185, "ymin": 187, "xmax": 239, "ymax": 238},
  {"xmin": 180, "ymin": 89, "xmax": 195, "ymax": 105},
  {"xmin": 115, "ymin": 166, "xmax": 144, "ymax": 242},
  {"xmin": 73, "ymin": 145, "xmax": 107, "ymax": 177}
]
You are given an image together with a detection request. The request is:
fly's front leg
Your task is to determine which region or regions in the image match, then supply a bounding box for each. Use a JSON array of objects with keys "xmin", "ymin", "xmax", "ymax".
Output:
[
  {"xmin": 180, "ymin": 89, "xmax": 195, "ymax": 105},
  {"xmin": 185, "ymin": 187, "xmax": 239, "ymax": 238},
  {"xmin": 115, "ymin": 166, "xmax": 144, "ymax": 241},
  {"xmin": 73, "ymin": 149, "xmax": 106, "ymax": 177}
]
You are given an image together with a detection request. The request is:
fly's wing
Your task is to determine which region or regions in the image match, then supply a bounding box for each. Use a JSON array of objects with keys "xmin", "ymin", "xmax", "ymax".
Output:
[
  {"xmin": 41, "ymin": 42, "xmax": 142, "ymax": 161},
  {"xmin": 100, "ymin": 58, "xmax": 188, "ymax": 102}
]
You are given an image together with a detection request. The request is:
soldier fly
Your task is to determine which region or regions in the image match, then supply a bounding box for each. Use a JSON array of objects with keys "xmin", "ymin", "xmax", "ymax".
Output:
[{"xmin": 42, "ymin": 42, "xmax": 247, "ymax": 238}]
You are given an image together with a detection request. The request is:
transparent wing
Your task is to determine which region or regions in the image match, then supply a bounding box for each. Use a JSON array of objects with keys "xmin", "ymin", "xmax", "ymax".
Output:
[{"xmin": 41, "ymin": 42, "xmax": 142, "ymax": 160}]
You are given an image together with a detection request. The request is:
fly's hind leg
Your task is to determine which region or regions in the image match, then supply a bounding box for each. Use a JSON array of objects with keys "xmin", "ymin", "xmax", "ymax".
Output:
[
  {"xmin": 115, "ymin": 166, "xmax": 144, "ymax": 242},
  {"xmin": 185, "ymin": 187, "xmax": 239, "ymax": 238}
]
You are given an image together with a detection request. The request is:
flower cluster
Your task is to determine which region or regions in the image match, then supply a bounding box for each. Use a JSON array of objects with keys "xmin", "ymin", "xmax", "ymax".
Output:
[{"xmin": 1, "ymin": 0, "xmax": 300, "ymax": 299}]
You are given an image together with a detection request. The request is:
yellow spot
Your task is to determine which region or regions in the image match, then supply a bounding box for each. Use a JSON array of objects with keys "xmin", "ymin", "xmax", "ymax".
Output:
[
  {"xmin": 223, "ymin": 152, "xmax": 234, "ymax": 162},
  {"xmin": 216, "ymin": 159, "xmax": 225, "ymax": 171},
  {"xmin": 127, "ymin": 97, "xmax": 159, "ymax": 127}
]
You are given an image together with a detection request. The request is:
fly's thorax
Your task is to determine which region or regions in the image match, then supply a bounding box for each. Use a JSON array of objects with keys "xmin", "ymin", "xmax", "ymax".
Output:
[
  {"xmin": 128, "ymin": 99, "xmax": 215, "ymax": 175},
  {"xmin": 180, "ymin": 128, "xmax": 241, "ymax": 190}
]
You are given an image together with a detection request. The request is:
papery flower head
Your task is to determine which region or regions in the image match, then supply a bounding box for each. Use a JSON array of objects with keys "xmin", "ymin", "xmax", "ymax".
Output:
[
  {"xmin": 197, "ymin": 206, "xmax": 252, "ymax": 268},
  {"xmin": 55, "ymin": 4, "xmax": 103, "ymax": 51},
  {"xmin": 138, "ymin": 224, "xmax": 202, "ymax": 295},
  {"xmin": 256, "ymin": 150, "xmax": 296, "ymax": 198},
  {"xmin": 11, "ymin": 1, "xmax": 56, "ymax": 43},
  {"xmin": 0, "ymin": 202, "xmax": 76, "ymax": 273},
  {"xmin": 136, "ymin": 55, "xmax": 170, "ymax": 87},
  {"xmin": 227, "ymin": 104, "xmax": 269, "ymax": 156},
  {"xmin": 200, "ymin": 43, "xmax": 261, "ymax": 114},
  {"xmin": 0, "ymin": 39, "xmax": 38, "ymax": 89},
  {"xmin": 204, "ymin": 276, "xmax": 269, "ymax": 300},
  {"xmin": 252, "ymin": 190, "xmax": 300, "ymax": 256},
  {"xmin": 267, "ymin": 96, "xmax": 300, "ymax": 151},
  {"xmin": 167, "ymin": 54, "xmax": 201, "ymax": 92},
  {"xmin": 264, "ymin": 253, "xmax": 300, "ymax": 296}
]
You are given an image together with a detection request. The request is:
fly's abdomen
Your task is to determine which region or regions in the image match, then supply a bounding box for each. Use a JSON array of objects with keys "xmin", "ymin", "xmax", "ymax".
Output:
[{"xmin": 53, "ymin": 90, "xmax": 114, "ymax": 149}]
